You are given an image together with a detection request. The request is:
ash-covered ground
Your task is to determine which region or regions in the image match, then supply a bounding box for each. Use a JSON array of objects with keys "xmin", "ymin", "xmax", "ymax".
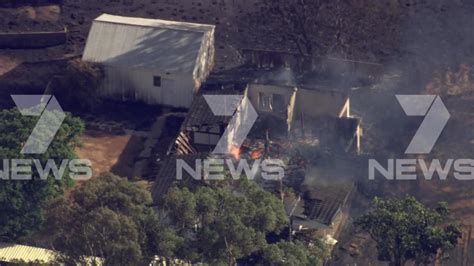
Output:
[{"xmin": 0, "ymin": 0, "xmax": 474, "ymax": 264}]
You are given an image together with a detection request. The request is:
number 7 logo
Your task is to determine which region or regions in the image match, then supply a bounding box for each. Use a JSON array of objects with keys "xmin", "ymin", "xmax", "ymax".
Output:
[
  {"xmin": 396, "ymin": 95, "xmax": 450, "ymax": 154},
  {"xmin": 11, "ymin": 95, "xmax": 66, "ymax": 154},
  {"xmin": 204, "ymin": 95, "xmax": 258, "ymax": 154}
]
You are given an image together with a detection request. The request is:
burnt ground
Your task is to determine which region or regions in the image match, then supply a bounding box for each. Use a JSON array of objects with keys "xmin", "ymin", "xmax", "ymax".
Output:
[
  {"xmin": 0, "ymin": 0, "xmax": 474, "ymax": 265},
  {"xmin": 0, "ymin": 0, "xmax": 412, "ymax": 73},
  {"xmin": 0, "ymin": 4, "xmax": 62, "ymax": 32},
  {"xmin": 330, "ymin": 87, "xmax": 474, "ymax": 265}
]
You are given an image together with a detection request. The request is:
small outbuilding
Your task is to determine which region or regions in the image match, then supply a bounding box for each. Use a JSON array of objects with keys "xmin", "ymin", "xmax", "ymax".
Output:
[{"xmin": 83, "ymin": 14, "xmax": 215, "ymax": 108}]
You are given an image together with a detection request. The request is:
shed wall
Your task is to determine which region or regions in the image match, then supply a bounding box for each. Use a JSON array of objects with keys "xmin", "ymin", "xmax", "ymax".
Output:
[
  {"xmin": 193, "ymin": 29, "xmax": 215, "ymax": 91},
  {"xmin": 102, "ymin": 66, "xmax": 195, "ymax": 108}
]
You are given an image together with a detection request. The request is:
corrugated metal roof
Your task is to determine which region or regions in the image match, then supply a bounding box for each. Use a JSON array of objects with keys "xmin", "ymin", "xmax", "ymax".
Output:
[
  {"xmin": 95, "ymin": 14, "xmax": 215, "ymax": 32},
  {"xmin": 83, "ymin": 14, "xmax": 214, "ymax": 73},
  {"xmin": 182, "ymin": 90, "xmax": 243, "ymax": 129},
  {"xmin": 284, "ymin": 179, "xmax": 354, "ymax": 226},
  {"xmin": 0, "ymin": 243, "xmax": 56, "ymax": 263},
  {"xmin": 0, "ymin": 243, "xmax": 104, "ymax": 265},
  {"xmin": 303, "ymin": 182, "xmax": 354, "ymax": 225}
]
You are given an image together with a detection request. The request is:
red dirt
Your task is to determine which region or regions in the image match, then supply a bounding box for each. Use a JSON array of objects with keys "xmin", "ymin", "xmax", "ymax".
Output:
[{"xmin": 75, "ymin": 130, "xmax": 143, "ymax": 179}]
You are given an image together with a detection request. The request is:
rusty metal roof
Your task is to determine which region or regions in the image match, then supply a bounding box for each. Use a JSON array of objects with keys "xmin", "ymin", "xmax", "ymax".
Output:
[
  {"xmin": 0, "ymin": 243, "xmax": 56, "ymax": 263},
  {"xmin": 182, "ymin": 90, "xmax": 244, "ymax": 129},
  {"xmin": 0, "ymin": 243, "xmax": 104, "ymax": 265}
]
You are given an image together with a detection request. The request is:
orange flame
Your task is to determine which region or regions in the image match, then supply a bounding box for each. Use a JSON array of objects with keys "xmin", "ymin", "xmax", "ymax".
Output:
[
  {"xmin": 230, "ymin": 145, "xmax": 241, "ymax": 160},
  {"xmin": 250, "ymin": 149, "xmax": 264, "ymax": 160}
]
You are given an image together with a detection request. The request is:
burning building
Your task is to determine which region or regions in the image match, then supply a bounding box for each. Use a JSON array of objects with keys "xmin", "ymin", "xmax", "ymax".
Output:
[{"xmin": 169, "ymin": 82, "xmax": 362, "ymax": 156}]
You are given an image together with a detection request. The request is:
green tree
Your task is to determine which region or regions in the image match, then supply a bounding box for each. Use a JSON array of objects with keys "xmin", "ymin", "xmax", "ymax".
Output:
[
  {"xmin": 45, "ymin": 173, "xmax": 181, "ymax": 265},
  {"xmin": 355, "ymin": 196, "xmax": 461, "ymax": 266},
  {"xmin": 161, "ymin": 180, "xmax": 289, "ymax": 264},
  {"xmin": 262, "ymin": 240, "xmax": 330, "ymax": 266},
  {"xmin": 0, "ymin": 108, "xmax": 84, "ymax": 241}
]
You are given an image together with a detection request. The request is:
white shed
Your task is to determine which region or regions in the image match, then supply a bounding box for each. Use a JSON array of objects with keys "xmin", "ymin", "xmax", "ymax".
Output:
[{"xmin": 82, "ymin": 14, "xmax": 215, "ymax": 108}]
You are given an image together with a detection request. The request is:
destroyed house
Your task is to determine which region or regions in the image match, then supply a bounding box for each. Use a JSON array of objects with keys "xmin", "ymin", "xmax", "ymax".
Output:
[
  {"xmin": 170, "ymin": 83, "xmax": 362, "ymax": 155},
  {"xmin": 170, "ymin": 90, "xmax": 244, "ymax": 155},
  {"xmin": 246, "ymin": 83, "xmax": 362, "ymax": 153},
  {"xmin": 246, "ymin": 83, "xmax": 351, "ymax": 119},
  {"xmin": 83, "ymin": 14, "xmax": 215, "ymax": 108},
  {"xmin": 285, "ymin": 180, "xmax": 354, "ymax": 232}
]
